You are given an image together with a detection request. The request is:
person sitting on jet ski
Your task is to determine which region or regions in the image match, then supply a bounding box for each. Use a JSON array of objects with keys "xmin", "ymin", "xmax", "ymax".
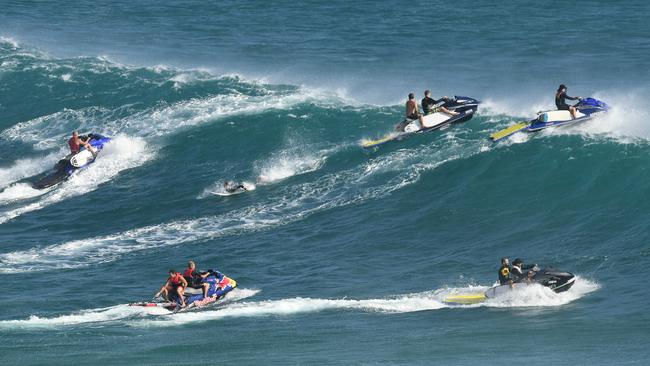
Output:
[
  {"xmin": 421, "ymin": 90, "xmax": 459, "ymax": 116},
  {"xmin": 68, "ymin": 131, "xmax": 95, "ymax": 155},
  {"xmin": 224, "ymin": 180, "xmax": 247, "ymax": 193},
  {"xmin": 154, "ymin": 269, "xmax": 188, "ymax": 307},
  {"xmin": 555, "ymin": 84, "xmax": 582, "ymax": 119},
  {"xmin": 498, "ymin": 257, "xmax": 512, "ymax": 285},
  {"xmin": 183, "ymin": 260, "xmax": 211, "ymax": 299},
  {"xmin": 395, "ymin": 93, "xmax": 426, "ymax": 132}
]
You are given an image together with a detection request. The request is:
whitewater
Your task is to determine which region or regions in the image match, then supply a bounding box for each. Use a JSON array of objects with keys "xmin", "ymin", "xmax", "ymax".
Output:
[{"xmin": 2, "ymin": 1, "xmax": 650, "ymax": 364}]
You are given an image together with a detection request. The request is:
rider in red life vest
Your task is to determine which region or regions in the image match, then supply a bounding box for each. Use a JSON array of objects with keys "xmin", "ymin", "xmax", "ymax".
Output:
[
  {"xmin": 155, "ymin": 269, "xmax": 188, "ymax": 307},
  {"xmin": 183, "ymin": 260, "xmax": 210, "ymax": 299}
]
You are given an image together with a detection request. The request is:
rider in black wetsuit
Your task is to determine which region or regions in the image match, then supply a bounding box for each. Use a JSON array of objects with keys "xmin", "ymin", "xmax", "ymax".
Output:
[
  {"xmin": 498, "ymin": 257, "xmax": 512, "ymax": 285},
  {"xmin": 555, "ymin": 84, "xmax": 581, "ymax": 119},
  {"xmin": 421, "ymin": 90, "xmax": 458, "ymax": 116}
]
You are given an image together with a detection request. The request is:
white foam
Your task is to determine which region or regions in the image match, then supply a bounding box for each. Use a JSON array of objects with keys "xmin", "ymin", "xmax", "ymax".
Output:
[
  {"xmin": 0, "ymin": 288, "xmax": 258, "ymax": 330},
  {"xmin": 0, "ymin": 183, "xmax": 48, "ymax": 204},
  {"xmin": 0, "ymin": 136, "xmax": 154, "ymax": 224},
  {"xmin": 0, "ymin": 150, "xmax": 62, "ymax": 189},
  {"xmin": 0, "ymin": 133, "xmax": 491, "ymax": 272},
  {"xmin": 0, "ymin": 279, "xmax": 597, "ymax": 329},
  {"xmin": 256, "ymin": 140, "xmax": 331, "ymax": 184}
]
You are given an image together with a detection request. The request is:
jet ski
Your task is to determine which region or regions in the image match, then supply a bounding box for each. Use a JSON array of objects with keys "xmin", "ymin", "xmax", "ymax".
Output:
[
  {"xmin": 444, "ymin": 264, "xmax": 576, "ymax": 304},
  {"xmin": 32, "ymin": 133, "xmax": 111, "ymax": 189},
  {"xmin": 130, "ymin": 270, "xmax": 237, "ymax": 313},
  {"xmin": 490, "ymin": 97, "xmax": 609, "ymax": 142},
  {"xmin": 484, "ymin": 264, "xmax": 576, "ymax": 298},
  {"xmin": 362, "ymin": 96, "xmax": 480, "ymax": 148}
]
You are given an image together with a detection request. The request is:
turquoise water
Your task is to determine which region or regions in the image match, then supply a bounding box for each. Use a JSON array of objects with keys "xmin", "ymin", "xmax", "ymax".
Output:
[{"xmin": 1, "ymin": 1, "xmax": 649, "ymax": 364}]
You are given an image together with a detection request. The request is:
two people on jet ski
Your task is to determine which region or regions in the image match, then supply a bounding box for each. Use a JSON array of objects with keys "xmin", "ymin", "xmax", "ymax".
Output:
[
  {"xmin": 401, "ymin": 91, "xmax": 458, "ymax": 131},
  {"xmin": 499, "ymin": 257, "xmax": 534, "ymax": 286},
  {"xmin": 68, "ymin": 131, "xmax": 96, "ymax": 155},
  {"xmin": 555, "ymin": 84, "xmax": 583, "ymax": 119}
]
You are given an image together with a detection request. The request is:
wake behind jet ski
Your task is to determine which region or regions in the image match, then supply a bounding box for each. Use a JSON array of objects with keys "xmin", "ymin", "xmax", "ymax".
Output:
[
  {"xmin": 490, "ymin": 97, "xmax": 609, "ymax": 142},
  {"xmin": 362, "ymin": 94, "xmax": 480, "ymax": 148},
  {"xmin": 32, "ymin": 133, "xmax": 111, "ymax": 189},
  {"xmin": 444, "ymin": 258, "xmax": 576, "ymax": 305}
]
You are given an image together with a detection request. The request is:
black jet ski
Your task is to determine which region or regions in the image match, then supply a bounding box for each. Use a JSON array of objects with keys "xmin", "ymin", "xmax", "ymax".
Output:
[
  {"xmin": 444, "ymin": 263, "xmax": 576, "ymax": 304},
  {"xmin": 32, "ymin": 133, "xmax": 111, "ymax": 189},
  {"xmin": 362, "ymin": 96, "xmax": 480, "ymax": 148},
  {"xmin": 485, "ymin": 264, "xmax": 576, "ymax": 298}
]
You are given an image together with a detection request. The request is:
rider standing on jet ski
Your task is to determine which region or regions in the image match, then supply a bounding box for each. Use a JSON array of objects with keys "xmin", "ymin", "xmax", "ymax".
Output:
[
  {"xmin": 421, "ymin": 90, "xmax": 458, "ymax": 116},
  {"xmin": 555, "ymin": 84, "xmax": 582, "ymax": 119}
]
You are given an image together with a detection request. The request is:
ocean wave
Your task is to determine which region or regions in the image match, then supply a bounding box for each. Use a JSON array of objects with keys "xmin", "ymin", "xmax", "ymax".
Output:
[
  {"xmin": 0, "ymin": 134, "xmax": 491, "ymax": 272},
  {"xmin": 0, "ymin": 136, "xmax": 154, "ymax": 224}
]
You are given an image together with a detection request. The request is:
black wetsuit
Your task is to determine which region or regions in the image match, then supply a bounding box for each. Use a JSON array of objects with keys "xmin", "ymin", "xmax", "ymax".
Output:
[
  {"xmin": 225, "ymin": 183, "xmax": 245, "ymax": 193},
  {"xmin": 555, "ymin": 91, "xmax": 579, "ymax": 110},
  {"xmin": 421, "ymin": 97, "xmax": 441, "ymax": 115},
  {"xmin": 498, "ymin": 265, "xmax": 511, "ymax": 285},
  {"xmin": 510, "ymin": 265, "xmax": 524, "ymax": 282}
]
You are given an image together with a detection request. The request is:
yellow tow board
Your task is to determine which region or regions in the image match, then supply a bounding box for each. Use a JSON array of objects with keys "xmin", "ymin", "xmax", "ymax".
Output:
[
  {"xmin": 489, "ymin": 122, "xmax": 529, "ymax": 142},
  {"xmin": 361, "ymin": 133, "xmax": 399, "ymax": 148},
  {"xmin": 443, "ymin": 293, "xmax": 487, "ymax": 305}
]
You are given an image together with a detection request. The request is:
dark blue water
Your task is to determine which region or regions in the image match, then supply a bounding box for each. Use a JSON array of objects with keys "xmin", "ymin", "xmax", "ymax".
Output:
[{"xmin": 1, "ymin": 1, "xmax": 649, "ymax": 364}]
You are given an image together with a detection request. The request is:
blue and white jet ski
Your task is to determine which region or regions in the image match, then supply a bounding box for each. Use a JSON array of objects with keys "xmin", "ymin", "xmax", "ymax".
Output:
[
  {"xmin": 362, "ymin": 96, "xmax": 481, "ymax": 148},
  {"xmin": 32, "ymin": 133, "xmax": 111, "ymax": 189},
  {"xmin": 130, "ymin": 270, "xmax": 237, "ymax": 313},
  {"xmin": 490, "ymin": 97, "xmax": 609, "ymax": 142}
]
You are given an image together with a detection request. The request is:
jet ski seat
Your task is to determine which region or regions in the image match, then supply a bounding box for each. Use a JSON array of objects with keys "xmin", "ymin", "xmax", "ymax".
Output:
[{"xmin": 538, "ymin": 110, "xmax": 585, "ymax": 122}]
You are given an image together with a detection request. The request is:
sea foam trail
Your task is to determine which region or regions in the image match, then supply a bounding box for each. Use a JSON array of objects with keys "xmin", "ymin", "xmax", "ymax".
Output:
[
  {"xmin": 0, "ymin": 136, "xmax": 154, "ymax": 224},
  {"xmin": 0, "ymin": 288, "xmax": 259, "ymax": 330},
  {"xmin": 0, "ymin": 133, "xmax": 491, "ymax": 273},
  {"xmin": 0, "ymin": 150, "xmax": 63, "ymax": 190},
  {"xmin": 0, "ymin": 279, "xmax": 597, "ymax": 330}
]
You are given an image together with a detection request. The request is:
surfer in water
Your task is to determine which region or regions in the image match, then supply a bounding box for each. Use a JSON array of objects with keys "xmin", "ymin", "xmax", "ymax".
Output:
[
  {"xmin": 224, "ymin": 180, "xmax": 247, "ymax": 193},
  {"xmin": 555, "ymin": 84, "xmax": 582, "ymax": 119}
]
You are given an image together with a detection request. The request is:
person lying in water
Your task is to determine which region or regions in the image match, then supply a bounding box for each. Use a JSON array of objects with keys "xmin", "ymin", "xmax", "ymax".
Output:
[
  {"xmin": 224, "ymin": 181, "xmax": 247, "ymax": 193},
  {"xmin": 68, "ymin": 131, "xmax": 95, "ymax": 155},
  {"xmin": 421, "ymin": 90, "xmax": 459, "ymax": 116},
  {"xmin": 155, "ymin": 269, "xmax": 188, "ymax": 307},
  {"xmin": 555, "ymin": 84, "xmax": 582, "ymax": 119}
]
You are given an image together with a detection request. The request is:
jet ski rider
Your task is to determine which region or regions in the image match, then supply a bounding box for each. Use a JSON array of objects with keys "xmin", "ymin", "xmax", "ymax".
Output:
[
  {"xmin": 395, "ymin": 93, "xmax": 425, "ymax": 132},
  {"xmin": 555, "ymin": 84, "xmax": 582, "ymax": 119},
  {"xmin": 155, "ymin": 269, "xmax": 188, "ymax": 307},
  {"xmin": 498, "ymin": 257, "xmax": 512, "ymax": 285},
  {"xmin": 68, "ymin": 131, "xmax": 95, "ymax": 155},
  {"xmin": 421, "ymin": 90, "xmax": 459, "ymax": 116},
  {"xmin": 184, "ymin": 260, "xmax": 211, "ymax": 299}
]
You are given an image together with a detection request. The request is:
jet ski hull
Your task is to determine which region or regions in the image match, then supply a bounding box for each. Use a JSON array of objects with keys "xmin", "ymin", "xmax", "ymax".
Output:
[{"xmin": 484, "ymin": 266, "xmax": 576, "ymax": 299}]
